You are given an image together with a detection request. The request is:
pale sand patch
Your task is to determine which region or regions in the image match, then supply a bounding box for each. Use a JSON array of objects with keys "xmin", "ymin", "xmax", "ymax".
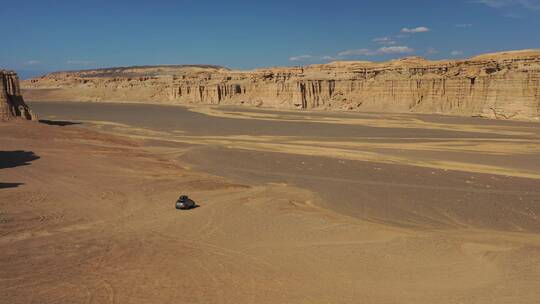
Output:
[
  {"xmin": 80, "ymin": 119, "xmax": 540, "ymax": 179},
  {"xmin": 190, "ymin": 106, "xmax": 540, "ymax": 137}
]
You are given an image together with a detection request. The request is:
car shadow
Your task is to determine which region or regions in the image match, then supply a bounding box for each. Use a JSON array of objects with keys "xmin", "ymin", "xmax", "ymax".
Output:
[
  {"xmin": 39, "ymin": 119, "xmax": 82, "ymax": 127},
  {"xmin": 177, "ymin": 205, "xmax": 201, "ymax": 211}
]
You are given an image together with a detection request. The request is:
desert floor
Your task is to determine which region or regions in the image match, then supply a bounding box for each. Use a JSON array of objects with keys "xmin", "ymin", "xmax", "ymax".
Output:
[{"xmin": 1, "ymin": 101, "xmax": 540, "ymax": 303}]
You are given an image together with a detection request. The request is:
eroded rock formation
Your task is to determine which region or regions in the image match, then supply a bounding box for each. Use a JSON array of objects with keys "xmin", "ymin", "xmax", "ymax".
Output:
[
  {"xmin": 22, "ymin": 50, "xmax": 540, "ymax": 120},
  {"xmin": 1, "ymin": 70, "xmax": 36, "ymax": 121}
]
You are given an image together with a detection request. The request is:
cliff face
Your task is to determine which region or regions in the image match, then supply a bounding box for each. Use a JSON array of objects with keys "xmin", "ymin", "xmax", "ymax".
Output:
[
  {"xmin": 1, "ymin": 70, "xmax": 35, "ymax": 121},
  {"xmin": 22, "ymin": 50, "xmax": 540, "ymax": 120}
]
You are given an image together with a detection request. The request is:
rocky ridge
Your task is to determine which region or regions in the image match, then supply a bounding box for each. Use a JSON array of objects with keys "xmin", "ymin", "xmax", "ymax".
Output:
[
  {"xmin": 22, "ymin": 50, "xmax": 540, "ymax": 120},
  {"xmin": 1, "ymin": 70, "xmax": 35, "ymax": 121}
]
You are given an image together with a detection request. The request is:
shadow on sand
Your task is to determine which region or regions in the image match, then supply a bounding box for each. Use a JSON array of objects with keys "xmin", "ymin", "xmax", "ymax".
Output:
[
  {"xmin": 0, "ymin": 151, "xmax": 40, "ymax": 169},
  {"xmin": 0, "ymin": 182, "xmax": 23, "ymax": 189},
  {"xmin": 0, "ymin": 151, "xmax": 40, "ymax": 189},
  {"xmin": 39, "ymin": 119, "xmax": 82, "ymax": 127}
]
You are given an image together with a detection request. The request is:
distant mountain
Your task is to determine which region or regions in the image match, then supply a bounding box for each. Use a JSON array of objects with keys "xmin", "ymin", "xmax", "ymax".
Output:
[
  {"xmin": 44, "ymin": 65, "xmax": 230, "ymax": 78},
  {"xmin": 21, "ymin": 50, "xmax": 540, "ymax": 121}
]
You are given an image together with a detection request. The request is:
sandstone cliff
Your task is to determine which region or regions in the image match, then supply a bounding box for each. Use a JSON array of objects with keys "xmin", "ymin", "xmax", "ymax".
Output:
[
  {"xmin": 22, "ymin": 50, "xmax": 540, "ymax": 120},
  {"xmin": 1, "ymin": 70, "xmax": 35, "ymax": 121}
]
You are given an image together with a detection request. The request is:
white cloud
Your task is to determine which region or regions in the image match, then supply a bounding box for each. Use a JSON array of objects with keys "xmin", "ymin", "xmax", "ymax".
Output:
[
  {"xmin": 66, "ymin": 60, "xmax": 93, "ymax": 65},
  {"xmin": 24, "ymin": 60, "xmax": 41, "ymax": 65},
  {"xmin": 338, "ymin": 46, "xmax": 414, "ymax": 57},
  {"xmin": 451, "ymin": 50, "xmax": 464, "ymax": 56},
  {"xmin": 518, "ymin": 0, "xmax": 540, "ymax": 8},
  {"xmin": 373, "ymin": 37, "xmax": 397, "ymax": 45},
  {"xmin": 378, "ymin": 46, "xmax": 414, "ymax": 54},
  {"xmin": 401, "ymin": 26, "xmax": 430, "ymax": 34},
  {"xmin": 288, "ymin": 55, "xmax": 314, "ymax": 62},
  {"xmin": 455, "ymin": 23, "xmax": 473, "ymax": 28},
  {"xmin": 426, "ymin": 47, "xmax": 439, "ymax": 55},
  {"xmin": 474, "ymin": 0, "xmax": 540, "ymax": 10},
  {"xmin": 289, "ymin": 55, "xmax": 340, "ymax": 62},
  {"xmin": 338, "ymin": 49, "xmax": 375, "ymax": 57},
  {"xmin": 503, "ymin": 12, "xmax": 525, "ymax": 17},
  {"xmin": 475, "ymin": 0, "xmax": 510, "ymax": 8}
]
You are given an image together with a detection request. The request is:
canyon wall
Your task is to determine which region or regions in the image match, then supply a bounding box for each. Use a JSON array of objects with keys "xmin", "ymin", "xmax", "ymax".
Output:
[
  {"xmin": 22, "ymin": 50, "xmax": 540, "ymax": 120},
  {"xmin": 1, "ymin": 70, "xmax": 35, "ymax": 121}
]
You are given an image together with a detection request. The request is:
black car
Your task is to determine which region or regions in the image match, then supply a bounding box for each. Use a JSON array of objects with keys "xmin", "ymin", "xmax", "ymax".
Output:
[{"xmin": 176, "ymin": 195, "xmax": 196, "ymax": 210}]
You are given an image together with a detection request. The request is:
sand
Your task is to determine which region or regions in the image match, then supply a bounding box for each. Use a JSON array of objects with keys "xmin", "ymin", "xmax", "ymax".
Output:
[{"xmin": 1, "ymin": 102, "xmax": 540, "ymax": 303}]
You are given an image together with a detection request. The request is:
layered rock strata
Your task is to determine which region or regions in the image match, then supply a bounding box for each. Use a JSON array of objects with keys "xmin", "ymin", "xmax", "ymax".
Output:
[
  {"xmin": 1, "ymin": 70, "xmax": 36, "ymax": 121},
  {"xmin": 22, "ymin": 50, "xmax": 540, "ymax": 120}
]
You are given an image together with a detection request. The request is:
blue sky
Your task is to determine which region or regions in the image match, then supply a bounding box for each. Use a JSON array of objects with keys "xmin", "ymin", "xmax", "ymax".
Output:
[{"xmin": 1, "ymin": 0, "xmax": 539, "ymax": 78}]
